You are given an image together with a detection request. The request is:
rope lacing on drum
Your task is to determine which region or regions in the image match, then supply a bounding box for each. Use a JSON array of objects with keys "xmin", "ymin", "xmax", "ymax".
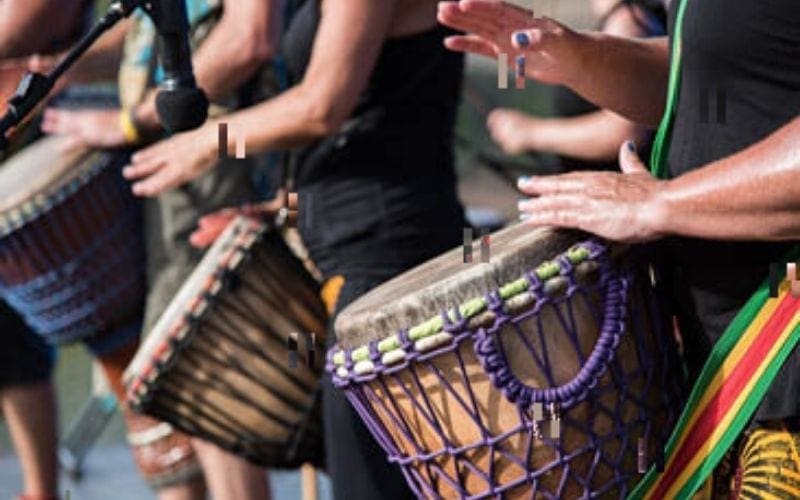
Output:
[
  {"xmin": 329, "ymin": 241, "xmax": 601, "ymax": 382},
  {"xmin": 327, "ymin": 238, "xmax": 686, "ymax": 498}
]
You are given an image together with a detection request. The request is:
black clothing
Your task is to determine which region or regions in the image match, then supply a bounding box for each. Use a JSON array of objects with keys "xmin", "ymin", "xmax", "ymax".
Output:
[
  {"xmin": 664, "ymin": 0, "xmax": 800, "ymax": 420},
  {"xmin": 0, "ymin": 301, "xmax": 55, "ymax": 388},
  {"xmin": 284, "ymin": 0, "xmax": 465, "ymax": 280},
  {"xmin": 282, "ymin": 1, "xmax": 465, "ymax": 498},
  {"xmin": 322, "ymin": 277, "xmax": 417, "ymax": 500}
]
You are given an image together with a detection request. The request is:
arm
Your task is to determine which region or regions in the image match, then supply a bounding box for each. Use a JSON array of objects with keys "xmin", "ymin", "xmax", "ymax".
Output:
[
  {"xmin": 134, "ymin": 0, "xmax": 283, "ymax": 128},
  {"xmin": 565, "ymin": 33, "xmax": 668, "ymax": 127},
  {"xmin": 501, "ymin": 110, "xmax": 651, "ymax": 161},
  {"xmin": 212, "ymin": 0, "xmax": 393, "ymax": 151},
  {"xmin": 124, "ymin": 0, "xmax": 398, "ymax": 195},
  {"xmin": 516, "ymin": 116, "xmax": 800, "ymax": 243},
  {"xmin": 658, "ymin": 116, "xmax": 800, "ymax": 241},
  {"xmin": 0, "ymin": 0, "xmax": 85, "ymax": 58},
  {"xmin": 437, "ymin": 0, "xmax": 670, "ymax": 127},
  {"xmin": 33, "ymin": 19, "xmax": 132, "ymax": 84}
]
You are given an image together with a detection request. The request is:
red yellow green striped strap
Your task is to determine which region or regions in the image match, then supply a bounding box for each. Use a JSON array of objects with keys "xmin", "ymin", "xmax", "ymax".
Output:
[
  {"xmin": 629, "ymin": 279, "xmax": 800, "ymax": 499},
  {"xmin": 631, "ymin": 0, "xmax": 800, "ymax": 496}
]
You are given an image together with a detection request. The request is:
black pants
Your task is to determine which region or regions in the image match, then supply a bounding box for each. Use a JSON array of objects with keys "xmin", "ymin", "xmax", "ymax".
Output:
[
  {"xmin": 0, "ymin": 300, "xmax": 55, "ymax": 388},
  {"xmin": 323, "ymin": 276, "xmax": 416, "ymax": 500}
]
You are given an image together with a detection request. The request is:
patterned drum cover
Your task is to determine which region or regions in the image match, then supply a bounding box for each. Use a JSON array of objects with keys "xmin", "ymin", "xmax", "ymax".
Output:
[
  {"xmin": 125, "ymin": 216, "xmax": 327, "ymax": 468},
  {"xmin": 0, "ymin": 135, "xmax": 145, "ymax": 354},
  {"xmin": 330, "ymin": 224, "xmax": 687, "ymax": 499}
]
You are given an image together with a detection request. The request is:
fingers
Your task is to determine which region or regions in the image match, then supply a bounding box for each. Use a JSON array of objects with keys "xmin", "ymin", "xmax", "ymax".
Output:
[
  {"xmin": 40, "ymin": 108, "xmax": 76, "ymax": 135},
  {"xmin": 438, "ymin": 2, "xmax": 503, "ymax": 34},
  {"xmin": 517, "ymin": 173, "xmax": 593, "ymax": 196},
  {"xmin": 619, "ymin": 140, "xmax": 648, "ymax": 174},
  {"xmin": 444, "ymin": 35, "xmax": 497, "ymax": 58},
  {"xmin": 190, "ymin": 210, "xmax": 238, "ymax": 248},
  {"xmin": 122, "ymin": 153, "xmax": 165, "ymax": 181},
  {"xmin": 518, "ymin": 194, "xmax": 588, "ymax": 230},
  {"xmin": 461, "ymin": 0, "xmax": 535, "ymax": 28},
  {"xmin": 57, "ymin": 134, "xmax": 87, "ymax": 154},
  {"xmin": 131, "ymin": 167, "xmax": 184, "ymax": 197}
]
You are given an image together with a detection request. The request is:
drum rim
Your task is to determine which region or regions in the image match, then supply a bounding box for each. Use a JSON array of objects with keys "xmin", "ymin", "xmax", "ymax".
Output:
[
  {"xmin": 124, "ymin": 216, "xmax": 266, "ymax": 405},
  {"xmin": 328, "ymin": 240, "xmax": 600, "ymax": 381},
  {"xmin": 0, "ymin": 137, "xmax": 124, "ymax": 238}
]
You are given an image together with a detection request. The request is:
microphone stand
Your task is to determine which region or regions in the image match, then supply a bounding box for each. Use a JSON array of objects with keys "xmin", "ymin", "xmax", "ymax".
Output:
[{"xmin": 0, "ymin": 0, "xmax": 143, "ymax": 157}]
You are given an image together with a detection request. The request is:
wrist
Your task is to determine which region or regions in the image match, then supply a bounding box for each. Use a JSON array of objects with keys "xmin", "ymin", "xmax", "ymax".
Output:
[
  {"xmin": 644, "ymin": 180, "xmax": 674, "ymax": 239},
  {"xmin": 561, "ymin": 30, "xmax": 601, "ymax": 90},
  {"xmin": 199, "ymin": 120, "xmax": 221, "ymax": 163},
  {"xmin": 132, "ymin": 99, "xmax": 161, "ymax": 133},
  {"xmin": 524, "ymin": 117, "xmax": 554, "ymax": 151}
]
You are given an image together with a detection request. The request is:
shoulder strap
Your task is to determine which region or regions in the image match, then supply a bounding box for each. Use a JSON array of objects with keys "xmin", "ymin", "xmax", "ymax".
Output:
[{"xmin": 630, "ymin": 2, "xmax": 800, "ymax": 496}]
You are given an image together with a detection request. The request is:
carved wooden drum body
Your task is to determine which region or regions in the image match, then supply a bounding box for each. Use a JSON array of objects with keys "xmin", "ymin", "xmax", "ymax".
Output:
[
  {"xmin": 126, "ymin": 217, "xmax": 327, "ymax": 468},
  {"xmin": 0, "ymin": 135, "xmax": 144, "ymax": 354}
]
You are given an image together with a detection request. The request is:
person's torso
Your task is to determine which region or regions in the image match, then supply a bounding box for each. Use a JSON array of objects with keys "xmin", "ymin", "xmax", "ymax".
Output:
[
  {"xmin": 664, "ymin": 0, "xmax": 800, "ymax": 275},
  {"xmin": 663, "ymin": 0, "xmax": 800, "ymax": 419},
  {"xmin": 282, "ymin": 0, "xmax": 465, "ymax": 276}
]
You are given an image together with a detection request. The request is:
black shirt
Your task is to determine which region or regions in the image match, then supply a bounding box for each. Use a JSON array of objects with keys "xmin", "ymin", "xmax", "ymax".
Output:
[
  {"xmin": 282, "ymin": 0, "xmax": 465, "ymax": 279},
  {"xmin": 664, "ymin": 0, "xmax": 800, "ymax": 420}
]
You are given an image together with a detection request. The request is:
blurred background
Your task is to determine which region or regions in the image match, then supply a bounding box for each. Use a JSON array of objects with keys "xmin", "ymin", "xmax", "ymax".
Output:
[{"xmin": 0, "ymin": 1, "xmax": 594, "ymax": 498}]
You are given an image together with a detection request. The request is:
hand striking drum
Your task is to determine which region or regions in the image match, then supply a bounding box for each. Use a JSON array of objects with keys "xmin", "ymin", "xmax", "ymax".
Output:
[
  {"xmin": 126, "ymin": 216, "xmax": 327, "ymax": 468},
  {"xmin": 0, "ymin": 134, "xmax": 200, "ymax": 488},
  {"xmin": 329, "ymin": 224, "xmax": 686, "ymax": 499}
]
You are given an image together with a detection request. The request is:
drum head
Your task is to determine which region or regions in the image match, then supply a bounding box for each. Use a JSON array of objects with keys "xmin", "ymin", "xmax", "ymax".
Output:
[
  {"xmin": 0, "ymin": 135, "xmax": 90, "ymax": 215},
  {"xmin": 335, "ymin": 224, "xmax": 588, "ymax": 350}
]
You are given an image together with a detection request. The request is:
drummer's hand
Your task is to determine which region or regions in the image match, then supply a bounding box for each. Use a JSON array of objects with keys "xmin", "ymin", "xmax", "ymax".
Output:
[
  {"xmin": 517, "ymin": 141, "xmax": 667, "ymax": 243},
  {"xmin": 41, "ymin": 108, "xmax": 128, "ymax": 151},
  {"xmin": 437, "ymin": 0, "xmax": 580, "ymax": 85},
  {"xmin": 123, "ymin": 124, "xmax": 217, "ymax": 197},
  {"xmin": 189, "ymin": 194, "xmax": 298, "ymax": 248}
]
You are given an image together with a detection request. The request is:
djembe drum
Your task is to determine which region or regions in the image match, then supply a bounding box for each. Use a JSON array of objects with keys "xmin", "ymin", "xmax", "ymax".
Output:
[
  {"xmin": 126, "ymin": 216, "xmax": 327, "ymax": 467},
  {"xmin": 0, "ymin": 135, "xmax": 144, "ymax": 353},
  {"xmin": 329, "ymin": 225, "xmax": 686, "ymax": 499}
]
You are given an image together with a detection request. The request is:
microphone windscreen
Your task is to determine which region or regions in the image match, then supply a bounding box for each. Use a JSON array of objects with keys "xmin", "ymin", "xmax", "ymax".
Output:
[{"xmin": 155, "ymin": 87, "xmax": 209, "ymax": 133}]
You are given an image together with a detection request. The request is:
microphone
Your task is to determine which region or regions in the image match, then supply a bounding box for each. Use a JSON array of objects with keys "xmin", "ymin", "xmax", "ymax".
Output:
[{"xmin": 143, "ymin": 0, "xmax": 209, "ymax": 133}]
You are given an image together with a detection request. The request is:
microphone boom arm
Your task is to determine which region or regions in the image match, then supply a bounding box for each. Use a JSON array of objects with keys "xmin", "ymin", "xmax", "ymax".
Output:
[{"xmin": 0, "ymin": 0, "xmax": 142, "ymax": 155}]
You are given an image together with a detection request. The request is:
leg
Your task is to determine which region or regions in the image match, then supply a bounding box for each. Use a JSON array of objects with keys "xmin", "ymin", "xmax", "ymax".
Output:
[
  {"xmin": 0, "ymin": 302, "xmax": 59, "ymax": 500},
  {"xmin": 192, "ymin": 438, "xmax": 270, "ymax": 500},
  {"xmin": 2, "ymin": 381, "xmax": 59, "ymax": 499},
  {"xmin": 95, "ymin": 340, "xmax": 206, "ymax": 498},
  {"xmin": 135, "ymin": 160, "xmax": 259, "ymax": 498}
]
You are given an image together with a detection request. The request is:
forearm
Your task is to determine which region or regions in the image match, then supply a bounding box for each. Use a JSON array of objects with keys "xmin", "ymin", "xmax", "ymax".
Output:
[
  {"xmin": 65, "ymin": 20, "xmax": 130, "ymax": 83},
  {"xmin": 562, "ymin": 33, "xmax": 669, "ymax": 128},
  {"xmin": 0, "ymin": 0, "xmax": 84, "ymax": 58},
  {"xmin": 136, "ymin": 0, "xmax": 282, "ymax": 130},
  {"xmin": 191, "ymin": 0, "xmax": 283, "ymax": 102},
  {"xmin": 528, "ymin": 110, "xmax": 648, "ymax": 161},
  {"xmin": 657, "ymin": 116, "xmax": 800, "ymax": 241},
  {"xmin": 212, "ymin": 83, "xmax": 337, "ymax": 154}
]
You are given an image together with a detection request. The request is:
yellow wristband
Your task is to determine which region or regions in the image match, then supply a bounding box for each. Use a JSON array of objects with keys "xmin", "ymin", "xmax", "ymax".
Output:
[{"xmin": 119, "ymin": 108, "xmax": 141, "ymax": 144}]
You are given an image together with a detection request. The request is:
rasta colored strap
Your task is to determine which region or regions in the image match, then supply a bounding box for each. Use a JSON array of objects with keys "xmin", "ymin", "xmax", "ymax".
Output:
[
  {"xmin": 630, "ymin": 270, "xmax": 800, "ymax": 499},
  {"xmin": 632, "ymin": 0, "xmax": 800, "ymax": 497}
]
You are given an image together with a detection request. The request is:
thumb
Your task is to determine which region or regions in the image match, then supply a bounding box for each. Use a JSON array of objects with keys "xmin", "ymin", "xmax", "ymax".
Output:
[{"xmin": 619, "ymin": 140, "xmax": 648, "ymax": 174}]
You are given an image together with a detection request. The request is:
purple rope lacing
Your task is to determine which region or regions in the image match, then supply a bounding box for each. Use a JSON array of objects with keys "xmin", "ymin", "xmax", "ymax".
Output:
[{"xmin": 327, "ymin": 240, "xmax": 685, "ymax": 498}]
